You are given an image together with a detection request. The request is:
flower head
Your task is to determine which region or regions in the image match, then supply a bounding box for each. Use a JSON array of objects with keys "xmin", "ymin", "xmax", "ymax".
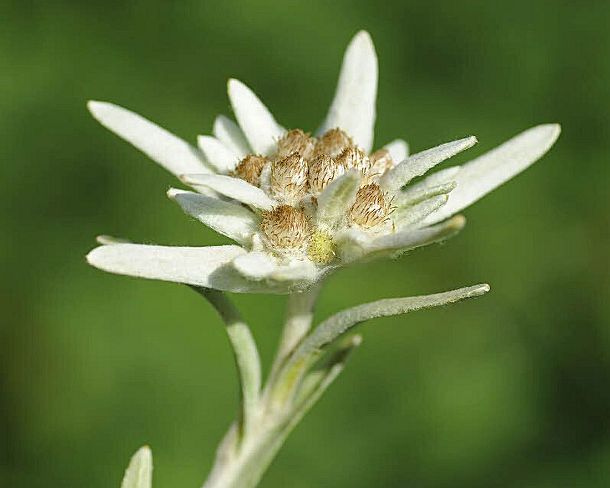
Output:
[{"xmin": 86, "ymin": 31, "xmax": 560, "ymax": 294}]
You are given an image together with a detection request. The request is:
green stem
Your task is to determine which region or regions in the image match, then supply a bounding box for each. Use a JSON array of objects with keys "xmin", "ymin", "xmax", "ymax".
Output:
[
  {"xmin": 266, "ymin": 284, "xmax": 321, "ymax": 393},
  {"xmin": 194, "ymin": 287, "xmax": 262, "ymax": 438},
  {"xmin": 194, "ymin": 283, "xmax": 489, "ymax": 488},
  {"xmin": 202, "ymin": 334, "xmax": 362, "ymax": 488},
  {"xmin": 198, "ymin": 286, "xmax": 363, "ymax": 488}
]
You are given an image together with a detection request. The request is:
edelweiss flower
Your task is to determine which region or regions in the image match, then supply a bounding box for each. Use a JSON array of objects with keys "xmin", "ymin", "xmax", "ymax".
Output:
[{"xmin": 86, "ymin": 31, "xmax": 560, "ymax": 294}]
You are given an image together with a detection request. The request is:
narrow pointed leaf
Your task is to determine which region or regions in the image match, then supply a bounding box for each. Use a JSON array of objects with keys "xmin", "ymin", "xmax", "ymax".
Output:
[
  {"xmin": 396, "ymin": 181, "xmax": 456, "ymax": 207},
  {"xmin": 319, "ymin": 31, "xmax": 378, "ymax": 152},
  {"xmin": 383, "ymin": 139, "xmax": 409, "ymax": 164},
  {"xmin": 197, "ymin": 135, "xmax": 239, "ymax": 173},
  {"xmin": 228, "ymin": 79, "xmax": 284, "ymax": 156},
  {"xmin": 337, "ymin": 215, "xmax": 465, "ymax": 263},
  {"xmin": 290, "ymin": 334, "xmax": 362, "ymax": 425},
  {"xmin": 181, "ymin": 174, "xmax": 276, "ymax": 210},
  {"xmin": 406, "ymin": 166, "xmax": 462, "ymax": 194},
  {"xmin": 298, "ymin": 283, "xmax": 489, "ymax": 354},
  {"xmin": 424, "ymin": 124, "xmax": 561, "ymax": 225},
  {"xmin": 213, "ymin": 114, "xmax": 251, "ymax": 158},
  {"xmin": 121, "ymin": 446, "xmax": 152, "ymax": 488},
  {"xmin": 367, "ymin": 215, "xmax": 465, "ymax": 255},
  {"xmin": 87, "ymin": 101, "xmax": 210, "ymax": 177},
  {"xmin": 168, "ymin": 188, "xmax": 259, "ymax": 246},
  {"xmin": 394, "ymin": 194, "xmax": 449, "ymax": 229},
  {"xmin": 86, "ymin": 243, "xmax": 269, "ymax": 292},
  {"xmin": 316, "ymin": 170, "xmax": 361, "ymax": 230},
  {"xmin": 96, "ymin": 235, "xmax": 132, "ymax": 245},
  {"xmin": 381, "ymin": 136, "xmax": 477, "ymax": 193}
]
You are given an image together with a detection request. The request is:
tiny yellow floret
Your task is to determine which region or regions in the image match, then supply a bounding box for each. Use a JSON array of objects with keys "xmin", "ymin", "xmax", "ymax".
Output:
[{"xmin": 307, "ymin": 230, "xmax": 336, "ymax": 265}]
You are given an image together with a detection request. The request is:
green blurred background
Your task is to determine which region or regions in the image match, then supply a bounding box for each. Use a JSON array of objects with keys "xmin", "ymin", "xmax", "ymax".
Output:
[{"xmin": 2, "ymin": 0, "xmax": 609, "ymax": 487}]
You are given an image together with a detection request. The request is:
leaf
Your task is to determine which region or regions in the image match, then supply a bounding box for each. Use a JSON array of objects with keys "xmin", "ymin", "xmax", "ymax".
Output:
[
  {"xmin": 316, "ymin": 170, "xmax": 361, "ymax": 230},
  {"xmin": 228, "ymin": 79, "xmax": 284, "ymax": 156},
  {"xmin": 180, "ymin": 174, "xmax": 276, "ymax": 210},
  {"xmin": 318, "ymin": 31, "xmax": 378, "ymax": 152},
  {"xmin": 294, "ymin": 334, "xmax": 362, "ymax": 411},
  {"xmin": 168, "ymin": 188, "xmax": 259, "ymax": 246},
  {"xmin": 121, "ymin": 446, "xmax": 152, "ymax": 488},
  {"xmin": 380, "ymin": 136, "xmax": 477, "ymax": 193},
  {"xmin": 88, "ymin": 101, "xmax": 210, "ymax": 178},
  {"xmin": 298, "ymin": 283, "xmax": 490, "ymax": 354},
  {"xmin": 423, "ymin": 124, "xmax": 561, "ymax": 225}
]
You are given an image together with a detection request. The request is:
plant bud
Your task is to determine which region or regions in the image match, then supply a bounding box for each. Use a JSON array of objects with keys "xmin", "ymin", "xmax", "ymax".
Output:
[
  {"xmin": 270, "ymin": 152, "xmax": 309, "ymax": 204},
  {"xmin": 277, "ymin": 129, "xmax": 316, "ymax": 160},
  {"xmin": 349, "ymin": 183, "xmax": 391, "ymax": 228},
  {"xmin": 233, "ymin": 154, "xmax": 268, "ymax": 186},
  {"xmin": 314, "ymin": 128, "xmax": 353, "ymax": 158},
  {"xmin": 308, "ymin": 154, "xmax": 345, "ymax": 195},
  {"xmin": 260, "ymin": 205, "xmax": 312, "ymax": 251}
]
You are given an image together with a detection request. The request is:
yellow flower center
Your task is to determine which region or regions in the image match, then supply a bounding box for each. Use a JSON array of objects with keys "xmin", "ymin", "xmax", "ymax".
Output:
[{"xmin": 307, "ymin": 230, "xmax": 336, "ymax": 264}]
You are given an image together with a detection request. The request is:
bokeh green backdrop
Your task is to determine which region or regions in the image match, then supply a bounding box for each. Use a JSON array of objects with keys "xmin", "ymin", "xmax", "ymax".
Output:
[{"xmin": 2, "ymin": 1, "xmax": 609, "ymax": 487}]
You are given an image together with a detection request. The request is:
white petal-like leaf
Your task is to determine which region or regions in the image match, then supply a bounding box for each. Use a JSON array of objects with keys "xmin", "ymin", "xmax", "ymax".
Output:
[
  {"xmin": 197, "ymin": 135, "xmax": 240, "ymax": 173},
  {"xmin": 383, "ymin": 139, "xmax": 409, "ymax": 164},
  {"xmin": 86, "ymin": 243, "xmax": 284, "ymax": 293},
  {"xmin": 403, "ymin": 167, "xmax": 462, "ymax": 202},
  {"xmin": 168, "ymin": 188, "xmax": 259, "ymax": 246},
  {"xmin": 96, "ymin": 235, "xmax": 132, "ymax": 245},
  {"xmin": 424, "ymin": 124, "xmax": 561, "ymax": 225},
  {"xmin": 380, "ymin": 136, "xmax": 477, "ymax": 193},
  {"xmin": 258, "ymin": 162, "xmax": 272, "ymax": 195},
  {"xmin": 232, "ymin": 251, "xmax": 278, "ymax": 280},
  {"xmin": 396, "ymin": 181, "xmax": 456, "ymax": 207},
  {"xmin": 213, "ymin": 114, "xmax": 251, "ymax": 158},
  {"xmin": 228, "ymin": 79, "xmax": 284, "ymax": 156},
  {"xmin": 394, "ymin": 194, "xmax": 449, "ymax": 230},
  {"xmin": 121, "ymin": 446, "xmax": 152, "ymax": 488},
  {"xmin": 180, "ymin": 174, "xmax": 276, "ymax": 210},
  {"xmin": 337, "ymin": 215, "xmax": 465, "ymax": 262},
  {"xmin": 318, "ymin": 31, "xmax": 378, "ymax": 152},
  {"xmin": 270, "ymin": 258, "xmax": 320, "ymax": 283},
  {"xmin": 316, "ymin": 170, "xmax": 361, "ymax": 230},
  {"xmin": 87, "ymin": 101, "xmax": 210, "ymax": 178},
  {"xmin": 232, "ymin": 254, "xmax": 320, "ymax": 290},
  {"xmin": 368, "ymin": 215, "xmax": 465, "ymax": 254}
]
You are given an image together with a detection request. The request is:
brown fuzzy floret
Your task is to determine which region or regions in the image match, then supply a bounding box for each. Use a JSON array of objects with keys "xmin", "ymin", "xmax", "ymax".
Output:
[
  {"xmin": 369, "ymin": 148, "xmax": 394, "ymax": 177},
  {"xmin": 349, "ymin": 183, "xmax": 391, "ymax": 228},
  {"xmin": 277, "ymin": 129, "xmax": 316, "ymax": 160},
  {"xmin": 270, "ymin": 152, "xmax": 309, "ymax": 203},
  {"xmin": 314, "ymin": 128, "xmax": 353, "ymax": 158},
  {"xmin": 308, "ymin": 154, "xmax": 345, "ymax": 195},
  {"xmin": 233, "ymin": 154, "xmax": 268, "ymax": 186},
  {"xmin": 260, "ymin": 205, "xmax": 312, "ymax": 250},
  {"xmin": 336, "ymin": 146, "xmax": 371, "ymax": 175}
]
